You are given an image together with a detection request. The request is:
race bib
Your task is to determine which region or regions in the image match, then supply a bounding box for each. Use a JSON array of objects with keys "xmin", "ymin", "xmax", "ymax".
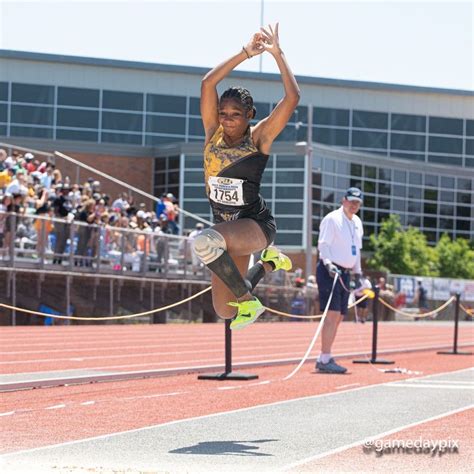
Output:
[{"xmin": 208, "ymin": 176, "xmax": 245, "ymax": 206}]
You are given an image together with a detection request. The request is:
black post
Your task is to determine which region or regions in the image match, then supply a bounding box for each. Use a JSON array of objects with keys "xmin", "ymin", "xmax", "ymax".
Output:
[
  {"xmin": 353, "ymin": 286, "xmax": 394, "ymax": 365},
  {"xmin": 438, "ymin": 293, "xmax": 472, "ymax": 356},
  {"xmin": 198, "ymin": 319, "xmax": 259, "ymax": 381}
]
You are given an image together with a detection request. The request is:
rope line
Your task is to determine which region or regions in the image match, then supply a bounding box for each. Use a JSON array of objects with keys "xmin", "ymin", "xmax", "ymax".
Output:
[
  {"xmin": 460, "ymin": 304, "xmax": 474, "ymax": 317},
  {"xmin": 282, "ymin": 273, "xmax": 339, "ymax": 380},
  {"xmin": 264, "ymin": 294, "xmax": 369, "ymax": 319},
  {"xmin": 378, "ymin": 296, "xmax": 455, "ymax": 319},
  {"xmin": 0, "ymin": 286, "xmax": 211, "ymax": 321}
]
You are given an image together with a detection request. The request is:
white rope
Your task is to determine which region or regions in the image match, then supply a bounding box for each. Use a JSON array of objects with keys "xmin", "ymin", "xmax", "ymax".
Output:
[{"xmin": 283, "ymin": 273, "xmax": 339, "ymax": 380}]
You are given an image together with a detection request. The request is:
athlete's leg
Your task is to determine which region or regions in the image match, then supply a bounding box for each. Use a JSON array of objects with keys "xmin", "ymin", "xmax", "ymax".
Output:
[
  {"xmin": 211, "ymin": 254, "xmax": 251, "ymax": 319},
  {"xmin": 193, "ymin": 219, "xmax": 268, "ymax": 300}
]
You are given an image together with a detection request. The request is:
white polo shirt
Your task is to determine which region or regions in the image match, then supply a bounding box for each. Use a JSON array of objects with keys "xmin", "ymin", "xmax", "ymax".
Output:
[{"xmin": 318, "ymin": 206, "xmax": 363, "ymax": 272}]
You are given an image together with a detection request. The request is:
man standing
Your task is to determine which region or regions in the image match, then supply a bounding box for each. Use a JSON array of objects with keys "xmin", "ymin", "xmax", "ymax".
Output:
[{"xmin": 316, "ymin": 187, "xmax": 364, "ymax": 373}]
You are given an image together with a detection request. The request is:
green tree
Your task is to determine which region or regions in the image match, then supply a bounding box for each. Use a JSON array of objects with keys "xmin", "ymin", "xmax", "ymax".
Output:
[
  {"xmin": 368, "ymin": 214, "xmax": 438, "ymax": 276},
  {"xmin": 435, "ymin": 234, "xmax": 474, "ymax": 279}
]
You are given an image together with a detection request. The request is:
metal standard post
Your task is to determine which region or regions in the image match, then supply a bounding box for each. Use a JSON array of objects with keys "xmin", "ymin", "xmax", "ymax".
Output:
[
  {"xmin": 198, "ymin": 319, "xmax": 258, "ymax": 381},
  {"xmin": 438, "ymin": 293, "xmax": 472, "ymax": 355},
  {"xmin": 353, "ymin": 286, "xmax": 394, "ymax": 365},
  {"xmin": 11, "ymin": 271, "xmax": 16, "ymax": 326},
  {"xmin": 305, "ymin": 105, "xmax": 313, "ymax": 282}
]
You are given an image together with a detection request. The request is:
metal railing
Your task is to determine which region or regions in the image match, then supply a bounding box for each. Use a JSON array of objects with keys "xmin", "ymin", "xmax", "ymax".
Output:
[{"xmin": 0, "ymin": 211, "xmax": 207, "ymax": 280}]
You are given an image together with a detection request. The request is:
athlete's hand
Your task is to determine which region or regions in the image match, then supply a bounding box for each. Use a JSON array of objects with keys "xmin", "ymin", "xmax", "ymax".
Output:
[
  {"xmin": 244, "ymin": 33, "xmax": 265, "ymax": 57},
  {"xmin": 260, "ymin": 23, "xmax": 282, "ymax": 56}
]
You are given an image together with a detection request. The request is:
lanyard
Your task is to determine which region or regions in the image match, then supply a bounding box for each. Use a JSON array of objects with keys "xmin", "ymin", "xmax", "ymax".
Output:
[{"xmin": 344, "ymin": 215, "xmax": 355, "ymax": 244}]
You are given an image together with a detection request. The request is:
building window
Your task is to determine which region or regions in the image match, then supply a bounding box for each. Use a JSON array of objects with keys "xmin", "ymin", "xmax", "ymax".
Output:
[
  {"xmin": 11, "ymin": 105, "xmax": 54, "ymax": 126},
  {"xmin": 352, "ymin": 130, "xmax": 388, "ymax": 149},
  {"xmin": 352, "ymin": 110, "xmax": 388, "ymax": 130},
  {"xmin": 12, "ymin": 83, "xmax": 54, "ymax": 104},
  {"xmin": 0, "ymin": 104, "xmax": 7, "ymax": 123},
  {"xmin": 391, "ymin": 113, "xmax": 426, "ymax": 132},
  {"xmin": 101, "ymin": 131, "xmax": 142, "ymax": 145},
  {"xmin": 56, "ymin": 129, "xmax": 98, "ymax": 142},
  {"xmin": 102, "ymin": 90, "xmax": 143, "ymax": 111},
  {"xmin": 57, "ymin": 108, "xmax": 99, "ymax": 128},
  {"xmin": 58, "ymin": 87, "xmax": 100, "ymax": 108},
  {"xmin": 390, "ymin": 133, "xmax": 425, "ymax": 152},
  {"xmin": 102, "ymin": 111, "xmax": 143, "ymax": 132},
  {"xmin": 10, "ymin": 126, "xmax": 53, "ymax": 138},
  {"xmin": 428, "ymin": 136, "xmax": 462, "ymax": 154},
  {"xmin": 429, "ymin": 116, "xmax": 463, "ymax": 135},
  {"xmin": 313, "ymin": 127, "xmax": 349, "ymax": 146},
  {"xmin": 146, "ymin": 93, "xmax": 186, "ymax": 114},
  {"xmin": 0, "ymin": 82, "xmax": 8, "ymax": 101},
  {"xmin": 313, "ymin": 107, "xmax": 350, "ymax": 126},
  {"xmin": 146, "ymin": 115, "xmax": 185, "ymax": 134}
]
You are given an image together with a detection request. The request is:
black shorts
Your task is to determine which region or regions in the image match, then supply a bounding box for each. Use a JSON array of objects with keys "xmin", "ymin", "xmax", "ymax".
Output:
[
  {"xmin": 212, "ymin": 202, "xmax": 276, "ymax": 246},
  {"xmin": 316, "ymin": 260, "xmax": 351, "ymax": 316}
]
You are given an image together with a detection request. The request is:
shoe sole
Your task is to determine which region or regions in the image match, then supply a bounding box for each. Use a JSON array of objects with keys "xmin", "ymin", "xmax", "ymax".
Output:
[
  {"xmin": 261, "ymin": 247, "xmax": 292, "ymax": 272},
  {"xmin": 230, "ymin": 307, "xmax": 265, "ymax": 330},
  {"xmin": 316, "ymin": 367, "xmax": 348, "ymax": 374}
]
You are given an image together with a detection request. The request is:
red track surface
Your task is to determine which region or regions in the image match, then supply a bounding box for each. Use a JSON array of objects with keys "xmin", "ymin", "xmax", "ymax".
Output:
[
  {"xmin": 0, "ymin": 321, "xmax": 472, "ymax": 374},
  {"xmin": 1, "ymin": 322, "xmax": 473, "ymax": 472}
]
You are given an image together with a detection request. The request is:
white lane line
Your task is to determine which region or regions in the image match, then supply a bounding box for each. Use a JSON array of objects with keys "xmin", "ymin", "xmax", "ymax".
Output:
[
  {"xmin": 336, "ymin": 383, "xmax": 360, "ymax": 390},
  {"xmin": 4, "ymin": 367, "xmax": 472, "ymax": 459},
  {"xmin": 283, "ymin": 404, "xmax": 474, "ymax": 471},
  {"xmin": 0, "ymin": 411, "xmax": 15, "ymax": 416},
  {"xmin": 45, "ymin": 404, "xmax": 66, "ymax": 410},
  {"xmin": 121, "ymin": 391, "xmax": 186, "ymax": 401},
  {"xmin": 404, "ymin": 379, "xmax": 474, "ymax": 385},
  {"xmin": 385, "ymin": 382, "xmax": 474, "ymax": 390},
  {"xmin": 80, "ymin": 401, "xmax": 95, "ymax": 406}
]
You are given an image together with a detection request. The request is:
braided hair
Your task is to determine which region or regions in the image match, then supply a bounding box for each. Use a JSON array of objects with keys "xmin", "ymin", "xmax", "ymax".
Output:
[{"xmin": 220, "ymin": 87, "xmax": 257, "ymax": 119}]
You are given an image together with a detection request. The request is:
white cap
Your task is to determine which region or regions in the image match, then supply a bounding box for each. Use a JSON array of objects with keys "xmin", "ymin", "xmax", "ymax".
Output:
[{"xmin": 4, "ymin": 156, "xmax": 15, "ymax": 169}]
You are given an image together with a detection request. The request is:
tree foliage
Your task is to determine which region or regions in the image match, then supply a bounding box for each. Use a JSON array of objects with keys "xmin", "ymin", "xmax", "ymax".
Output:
[
  {"xmin": 436, "ymin": 233, "xmax": 474, "ymax": 279},
  {"xmin": 368, "ymin": 214, "xmax": 438, "ymax": 276}
]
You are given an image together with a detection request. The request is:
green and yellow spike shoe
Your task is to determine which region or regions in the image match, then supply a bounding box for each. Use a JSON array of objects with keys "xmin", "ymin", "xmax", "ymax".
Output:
[
  {"xmin": 261, "ymin": 246, "xmax": 292, "ymax": 272},
  {"xmin": 228, "ymin": 298, "xmax": 265, "ymax": 330}
]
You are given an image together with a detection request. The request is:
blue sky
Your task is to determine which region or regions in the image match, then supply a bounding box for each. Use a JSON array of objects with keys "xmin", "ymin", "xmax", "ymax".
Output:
[{"xmin": 0, "ymin": 0, "xmax": 472, "ymax": 90}]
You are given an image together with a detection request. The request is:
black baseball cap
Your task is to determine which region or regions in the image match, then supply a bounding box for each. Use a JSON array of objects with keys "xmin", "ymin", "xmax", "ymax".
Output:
[{"xmin": 345, "ymin": 187, "xmax": 363, "ymax": 202}]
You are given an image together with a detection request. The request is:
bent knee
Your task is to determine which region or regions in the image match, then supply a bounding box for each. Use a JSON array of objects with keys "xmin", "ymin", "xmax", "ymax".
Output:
[{"xmin": 193, "ymin": 229, "xmax": 227, "ymax": 264}]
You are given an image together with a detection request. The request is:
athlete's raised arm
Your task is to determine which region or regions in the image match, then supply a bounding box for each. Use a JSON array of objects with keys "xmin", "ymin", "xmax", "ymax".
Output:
[
  {"xmin": 201, "ymin": 33, "xmax": 264, "ymax": 144},
  {"xmin": 252, "ymin": 23, "xmax": 300, "ymax": 154}
]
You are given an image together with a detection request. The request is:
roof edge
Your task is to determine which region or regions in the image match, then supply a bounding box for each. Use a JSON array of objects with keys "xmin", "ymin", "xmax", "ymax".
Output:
[{"xmin": 1, "ymin": 49, "xmax": 473, "ymax": 97}]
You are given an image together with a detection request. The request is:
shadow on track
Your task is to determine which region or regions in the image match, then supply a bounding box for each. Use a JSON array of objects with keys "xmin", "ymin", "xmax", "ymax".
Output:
[{"xmin": 169, "ymin": 439, "xmax": 278, "ymax": 456}]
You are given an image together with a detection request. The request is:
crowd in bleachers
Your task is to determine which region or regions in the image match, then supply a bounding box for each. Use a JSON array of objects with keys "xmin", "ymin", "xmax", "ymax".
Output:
[{"xmin": 0, "ymin": 148, "xmax": 182, "ymax": 269}]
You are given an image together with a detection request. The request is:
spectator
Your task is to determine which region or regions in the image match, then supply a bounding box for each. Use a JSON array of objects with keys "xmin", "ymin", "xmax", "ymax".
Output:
[
  {"xmin": 188, "ymin": 222, "xmax": 205, "ymax": 273},
  {"xmin": 24, "ymin": 153, "xmax": 36, "ymax": 173},
  {"xmin": 414, "ymin": 279, "xmax": 432, "ymax": 320},
  {"xmin": 0, "ymin": 166, "xmax": 15, "ymax": 189},
  {"xmin": 353, "ymin": 274, "xmax": 372, "ymax": 323},
  {"xmin": 75, "ymin": 198, "xmax": 97, "ymax": 266},
  {"xmin": 51, "ymin": 184, "xmax": 73, "ymax": 264},
  {"xmin": 34, "ymin": 186, "xmax": 52, "ymax": 258},
  {"xmin": 378, "ymin": 277, "xmax": 396, "ymax": 321},
  {"xmin": 290, "ymin": 277, "xmax": 307, "ymax": 321},
  {"xmin": 163, "ymin": 193, "xmax": 179, "ymax": 235},
  {"xmin": 112, "ymin": 192, "xmax": 129, "ymax": 212},
  {"xmin": 40, "ymin": 164, "xmax": 54, "ymax": 190},
  {"xmin": 3, "ymin": 193, "xmax": 23, "ymax": 258}
]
